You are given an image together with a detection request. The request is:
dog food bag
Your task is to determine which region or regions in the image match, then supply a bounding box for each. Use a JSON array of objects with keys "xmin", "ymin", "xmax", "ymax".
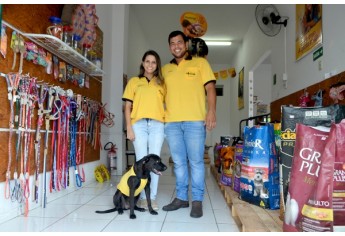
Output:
[
  {"xmin": 283, "ymin": 123, "xmax": 332, "ymax": 232},
  {"xmin": 333, "ymin": 161, "xmax": 345, "ymax": 226},
  {"xmin": 233, "ymin": 144, "xmax": 243, "ymax": 193},
  {"xmin": 220, "ymin": 146, "xmax": 235, "ymax": 187},
  {"xmin": 280, "ymin": 105, "xmax": 345, "ymax": 210},
  {"xmin": 214, "ymin": 142, "xmax": 222, "ymax": 169},
  {"xmin": 333, "ymin": 119, "xmax": 345, "ymax": 226},
  {"xmin": 240, "ymin": 124, "xmax": 280, "ymax": 210}
]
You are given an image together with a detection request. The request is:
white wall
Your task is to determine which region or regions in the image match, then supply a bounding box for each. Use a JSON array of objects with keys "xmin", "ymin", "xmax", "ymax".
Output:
[
  {"xmin": 126, "ymin": 6, "xmax": 150, "ymax": 78},
  {"xmin": 254, "ymin": 63, "xmax": 272, "ymax": 115},
  {"xmin": 209, "ymin": 64, "xmax": 233, "ymax": 141}
]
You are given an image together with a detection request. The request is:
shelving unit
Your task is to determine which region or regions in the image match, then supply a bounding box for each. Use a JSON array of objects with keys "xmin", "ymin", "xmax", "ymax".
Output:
[
  {"xmin": 3, "ymin": 20, "xmax": 104, "ymax": 77},
  {"xmin": 23, "ymin": 33, "xmax": 104, "ymax": 77}
]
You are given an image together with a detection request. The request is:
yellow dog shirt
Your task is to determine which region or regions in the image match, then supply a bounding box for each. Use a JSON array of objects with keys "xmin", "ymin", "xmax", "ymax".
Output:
[{"xmin": 116, "ymin": 166, "xmax": 148, "ymax": 196}]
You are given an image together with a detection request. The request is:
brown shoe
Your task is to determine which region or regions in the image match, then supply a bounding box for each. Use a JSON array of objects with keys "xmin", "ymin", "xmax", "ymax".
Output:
[
  {"xmin": 190, "ymin": 201, "xmax": 203, "ymax": 218},
  {"xmin": 162, "ymin": 198, "xmax": 189, "ymax": 211}
]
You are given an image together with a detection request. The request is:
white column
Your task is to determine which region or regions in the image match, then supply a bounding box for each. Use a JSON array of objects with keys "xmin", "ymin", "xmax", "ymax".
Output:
[{"xmin": 97, "ymin": 4, "xmax": 129, "ymax": 174}]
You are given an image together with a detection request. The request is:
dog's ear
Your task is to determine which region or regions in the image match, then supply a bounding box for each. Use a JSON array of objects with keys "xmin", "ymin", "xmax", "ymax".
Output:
[
  {"xmin": 143, "ymin": 154, "xmax": 160, "ymax": 163},
  {"xmin": 141, "ymin": 155, "xmax": 151, "ymax": 164}
]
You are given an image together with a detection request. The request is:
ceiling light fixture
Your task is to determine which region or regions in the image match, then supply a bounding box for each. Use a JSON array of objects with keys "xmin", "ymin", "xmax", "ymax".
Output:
[{"xmin": 204, "ymin": 41, "xmax": 232, "ymax": 46}]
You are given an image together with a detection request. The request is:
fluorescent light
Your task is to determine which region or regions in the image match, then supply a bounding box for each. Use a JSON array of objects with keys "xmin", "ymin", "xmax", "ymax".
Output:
[{"xmin": 204, "ymin": 41, "xmax": 232, "ymax": 46}]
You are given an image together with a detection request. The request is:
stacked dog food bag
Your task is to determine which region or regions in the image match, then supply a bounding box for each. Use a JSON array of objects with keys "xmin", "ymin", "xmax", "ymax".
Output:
[
  {"xmin": 239, "ymin": 124, "xmax": 280, "ymax": 209},
  {"xmin": 233, "ymin": 143, "xmax": 243, "ymax": 193},
  {"xmin": 280, "ymin": 105, "xmax": 345, "ymax": 218}
]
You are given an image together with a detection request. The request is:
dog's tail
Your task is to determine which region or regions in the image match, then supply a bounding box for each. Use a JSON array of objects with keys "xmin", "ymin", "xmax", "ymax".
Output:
[{"xmin": 95, "ymin": 208, "xmax": 117, "ymax": 214}]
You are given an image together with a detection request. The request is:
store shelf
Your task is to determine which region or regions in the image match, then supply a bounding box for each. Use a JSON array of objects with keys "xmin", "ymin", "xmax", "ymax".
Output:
[{"xmin": 22, "ymin": 33, "xmax": 104, "ymax": 77}]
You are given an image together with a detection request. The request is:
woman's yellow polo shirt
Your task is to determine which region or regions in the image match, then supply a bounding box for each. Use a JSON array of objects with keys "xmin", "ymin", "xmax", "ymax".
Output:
[{"xmin": 122, "ymin": 76, "xmax": 165, "ymax": 124}]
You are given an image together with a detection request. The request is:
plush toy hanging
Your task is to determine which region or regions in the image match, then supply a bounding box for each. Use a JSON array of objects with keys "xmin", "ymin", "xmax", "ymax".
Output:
[
  {"xmin": 311, "ymin": 89, "xmax": 323, "ymax": 107},
  {"xmin": 298, "ymin": 89, "xmax": 311, "ymax": 107},
  {"xmin": 329, "ymin": 82, "xmax": 345, "ymax": 104}
]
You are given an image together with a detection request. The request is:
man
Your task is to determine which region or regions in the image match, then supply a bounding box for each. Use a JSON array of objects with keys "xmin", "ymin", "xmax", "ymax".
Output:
[{"xmin": 162, "ymin": 30, "xmax": 217, "ymax": 218}]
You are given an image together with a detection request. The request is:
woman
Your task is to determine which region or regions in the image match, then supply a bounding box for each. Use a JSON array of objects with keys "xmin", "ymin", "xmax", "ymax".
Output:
[{"xmin": 122, "ymin": 50, "xmax": 165, "ymax": 210}]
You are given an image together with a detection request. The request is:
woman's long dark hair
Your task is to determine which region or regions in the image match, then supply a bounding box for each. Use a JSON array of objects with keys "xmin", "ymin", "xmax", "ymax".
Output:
[{"xmin": 138, "ymin": 50, "xmax": 164, "ymax": 86}]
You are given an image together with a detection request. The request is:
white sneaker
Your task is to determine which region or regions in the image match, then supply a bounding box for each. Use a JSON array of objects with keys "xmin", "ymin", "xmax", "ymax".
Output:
[
  {"xmin": 151, "ymin": 199, "xmax": 159, "ymax": 211},
  {"xmin": 137, "ymin": 199, "xmax": 148, "ymax": 210}
]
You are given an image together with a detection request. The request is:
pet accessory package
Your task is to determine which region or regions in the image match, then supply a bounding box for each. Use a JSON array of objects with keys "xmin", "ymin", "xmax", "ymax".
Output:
[
  {"xmin": 240, "ymin": 124, "xmax": 280, "ymax": 209},
  {"xmin": 280, "ymin": 105, "xmax": 345, "ymax": 212},
  {"xmin": 233, "ymin": 143, "xmax": 243, "ymax": 193},
  {"xmin": 283, "ymin": 123, "xmax": 332, "ymax": 232}
]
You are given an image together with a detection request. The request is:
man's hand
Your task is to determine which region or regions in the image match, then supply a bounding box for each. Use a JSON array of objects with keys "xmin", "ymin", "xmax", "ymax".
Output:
[{"xmin": 205, "ymin": 110, "xmax": 216, "ymax": 131}]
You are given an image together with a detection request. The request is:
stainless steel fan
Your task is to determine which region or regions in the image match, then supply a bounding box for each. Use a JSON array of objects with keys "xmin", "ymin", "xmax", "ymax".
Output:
[{"xmin": 255, "ymin": 4, "xmax": 288, "ymax": 37}]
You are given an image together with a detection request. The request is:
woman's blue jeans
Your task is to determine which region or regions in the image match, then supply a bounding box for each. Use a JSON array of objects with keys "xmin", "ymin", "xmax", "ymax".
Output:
[
  {"xmin": 132, "ymin": 118, "xmax": 164, "ymax": 200},
  {"xmin": 164, "ymin": 121, "xmax": 206, "ymax": 202}
]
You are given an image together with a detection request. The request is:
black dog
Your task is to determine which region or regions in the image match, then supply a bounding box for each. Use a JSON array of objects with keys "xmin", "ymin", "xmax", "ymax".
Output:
[{"xmin": 95, "ymin": 154, "xmax": 167, "ymax": 219}]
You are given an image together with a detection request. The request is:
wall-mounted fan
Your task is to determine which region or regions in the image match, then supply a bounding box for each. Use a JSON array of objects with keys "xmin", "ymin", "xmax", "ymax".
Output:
[{"xmin": 255, "ymin": 4, "xmax": 288, "ymax": 37}]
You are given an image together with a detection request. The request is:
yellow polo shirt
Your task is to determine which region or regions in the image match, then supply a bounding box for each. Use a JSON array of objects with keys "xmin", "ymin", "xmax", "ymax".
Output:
[
  {"xmin": 122, "ymin": 76, "xmax": 165, "ymax": 124},
  {"xmin": 162, "ymin": 57, "xmax": 216, "ymax": 122}
]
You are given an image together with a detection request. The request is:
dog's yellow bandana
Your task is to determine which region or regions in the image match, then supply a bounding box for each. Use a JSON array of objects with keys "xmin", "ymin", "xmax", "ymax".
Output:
[{"xmin": 117, "ymin": 166, "xmax": 148, "ymax": 196}]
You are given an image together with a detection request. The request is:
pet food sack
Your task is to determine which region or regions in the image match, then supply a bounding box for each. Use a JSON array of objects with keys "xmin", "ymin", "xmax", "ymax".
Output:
[
  {"xmin": 214, "ymin": 142, "xmax": 222, "ymax": 169},
  {"xmin": 333, "ymin": 119, "xmax": 345, "ymax": 226},
  {"xmin": 233, "ymin": 144, "xmax": 243, "ymax": 193},
  {"xmin": 283, "ymin": 123, "xmax": 332, "ymax": 232},
  {"xmin": 240, "ymin": 124, "xmax": 280, "ymax": 209},
  {"xmin": 280, "ymin": 105, "xmax": 345, "ymax": 209},
  {"xmin": 220, "ymin": 146, "xmax": 235, "ymax": 187}
]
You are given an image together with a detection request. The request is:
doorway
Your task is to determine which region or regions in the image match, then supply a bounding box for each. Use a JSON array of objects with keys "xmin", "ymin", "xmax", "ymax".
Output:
[{"xmin": 248, "ymin": 51, "xmax": 272, "ymax": 126}]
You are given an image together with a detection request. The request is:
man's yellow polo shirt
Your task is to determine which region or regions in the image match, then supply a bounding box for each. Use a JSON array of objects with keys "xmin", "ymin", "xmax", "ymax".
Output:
[
  {"xmin": 162, "ymin": 57, "xmax": 216, "ymax": 122},
  {"xmin": 122, "ymin": 76, "xmax": 165, "ymax": 125}
]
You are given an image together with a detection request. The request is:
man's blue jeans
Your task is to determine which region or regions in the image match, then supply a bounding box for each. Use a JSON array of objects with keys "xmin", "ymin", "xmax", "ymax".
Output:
[
  {"xmin": 132, "ymin": 118, "xmax": 164, "ymax": 200},
  {"xmin": 164, "ymin": 121, "xmax": 206, "ymax": 202}
]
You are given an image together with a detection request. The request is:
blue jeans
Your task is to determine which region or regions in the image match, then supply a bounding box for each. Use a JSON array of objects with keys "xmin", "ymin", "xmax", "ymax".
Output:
[
  {"xmin": 132, "ymin": 118, "xmax": 164, "ymax": 200},
  {"xmin": 164, "ymin": 121, "xmax": 206, "ymax": 202}
]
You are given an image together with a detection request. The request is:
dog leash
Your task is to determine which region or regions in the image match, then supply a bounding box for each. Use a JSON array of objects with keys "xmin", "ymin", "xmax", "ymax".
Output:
[
  {"xmin": 33, "ymin": 83, "xmax": 48, "ymax": 203},
  {"xmin": 4, "ymin": 73, "xmax": 20, "ymax": 200},
  {"xmin": 70, "ymin": 97, "xmax": 83, "ymax": 187}
]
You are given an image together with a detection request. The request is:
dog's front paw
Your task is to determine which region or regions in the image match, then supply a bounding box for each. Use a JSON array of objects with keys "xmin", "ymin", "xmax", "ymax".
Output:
[
  {"xmin": 149, "ymin": 210, "xmax": 158, "ymax": 215},
  {"xmin": 130, "ymin": 214, "xmax": 137, "ymax": 219}
]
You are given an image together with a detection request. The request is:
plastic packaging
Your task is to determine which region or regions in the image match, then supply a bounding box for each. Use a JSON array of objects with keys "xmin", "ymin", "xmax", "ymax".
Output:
[
  {"xmin": 62, "ymin": 25, "xmax": 73, "ymax": 46},
  {"xmin": 72, "ymin": 34, "xmax": 82, "ymax": 54},
  {"xmin": 47, "ymin": 16, "xmax": 63, "ymax": 40},
  {"xmin": 82, "ymin": 43, "xmax": 91, "ymax": 58}
]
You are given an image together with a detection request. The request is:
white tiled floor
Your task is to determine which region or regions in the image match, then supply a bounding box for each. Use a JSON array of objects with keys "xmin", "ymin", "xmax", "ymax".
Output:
[{"xmin": 0, "ymin": 159, "xmax": 240, "ymax": 232}]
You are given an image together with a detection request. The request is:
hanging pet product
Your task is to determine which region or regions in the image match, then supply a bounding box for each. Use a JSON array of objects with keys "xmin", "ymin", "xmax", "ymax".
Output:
[{"xmin": 104, "ymin": 141, "xmax": 117, "ymax": 175}]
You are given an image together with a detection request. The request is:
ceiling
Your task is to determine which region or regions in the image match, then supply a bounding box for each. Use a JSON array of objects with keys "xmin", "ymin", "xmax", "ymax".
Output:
[{"xmin": 130, "ymin": 4, "xmax": 258, "ymax": 65}]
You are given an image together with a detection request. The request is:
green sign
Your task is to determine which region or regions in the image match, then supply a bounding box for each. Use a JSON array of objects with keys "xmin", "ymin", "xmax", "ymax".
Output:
[{"xmin": 313, "ymin": 47, "xmax": 323, "ymax": 61}]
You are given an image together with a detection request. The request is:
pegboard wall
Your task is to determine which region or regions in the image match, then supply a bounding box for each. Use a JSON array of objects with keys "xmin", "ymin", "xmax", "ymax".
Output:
[{"xmin": 0, "ymin": 5, "xmax": 103, "ymax": 183}]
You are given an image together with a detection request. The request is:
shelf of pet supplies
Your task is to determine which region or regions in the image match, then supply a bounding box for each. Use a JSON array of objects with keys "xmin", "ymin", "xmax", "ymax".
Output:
[{"xmin": 22, "ymin": 33, "xmax": 104, "ymax": 77}]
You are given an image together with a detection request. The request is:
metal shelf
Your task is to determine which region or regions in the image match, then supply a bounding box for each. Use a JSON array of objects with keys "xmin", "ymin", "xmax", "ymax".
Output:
[{"xmin": 22, "ymin": 33, "xmax": 104, "ymax": 76}]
